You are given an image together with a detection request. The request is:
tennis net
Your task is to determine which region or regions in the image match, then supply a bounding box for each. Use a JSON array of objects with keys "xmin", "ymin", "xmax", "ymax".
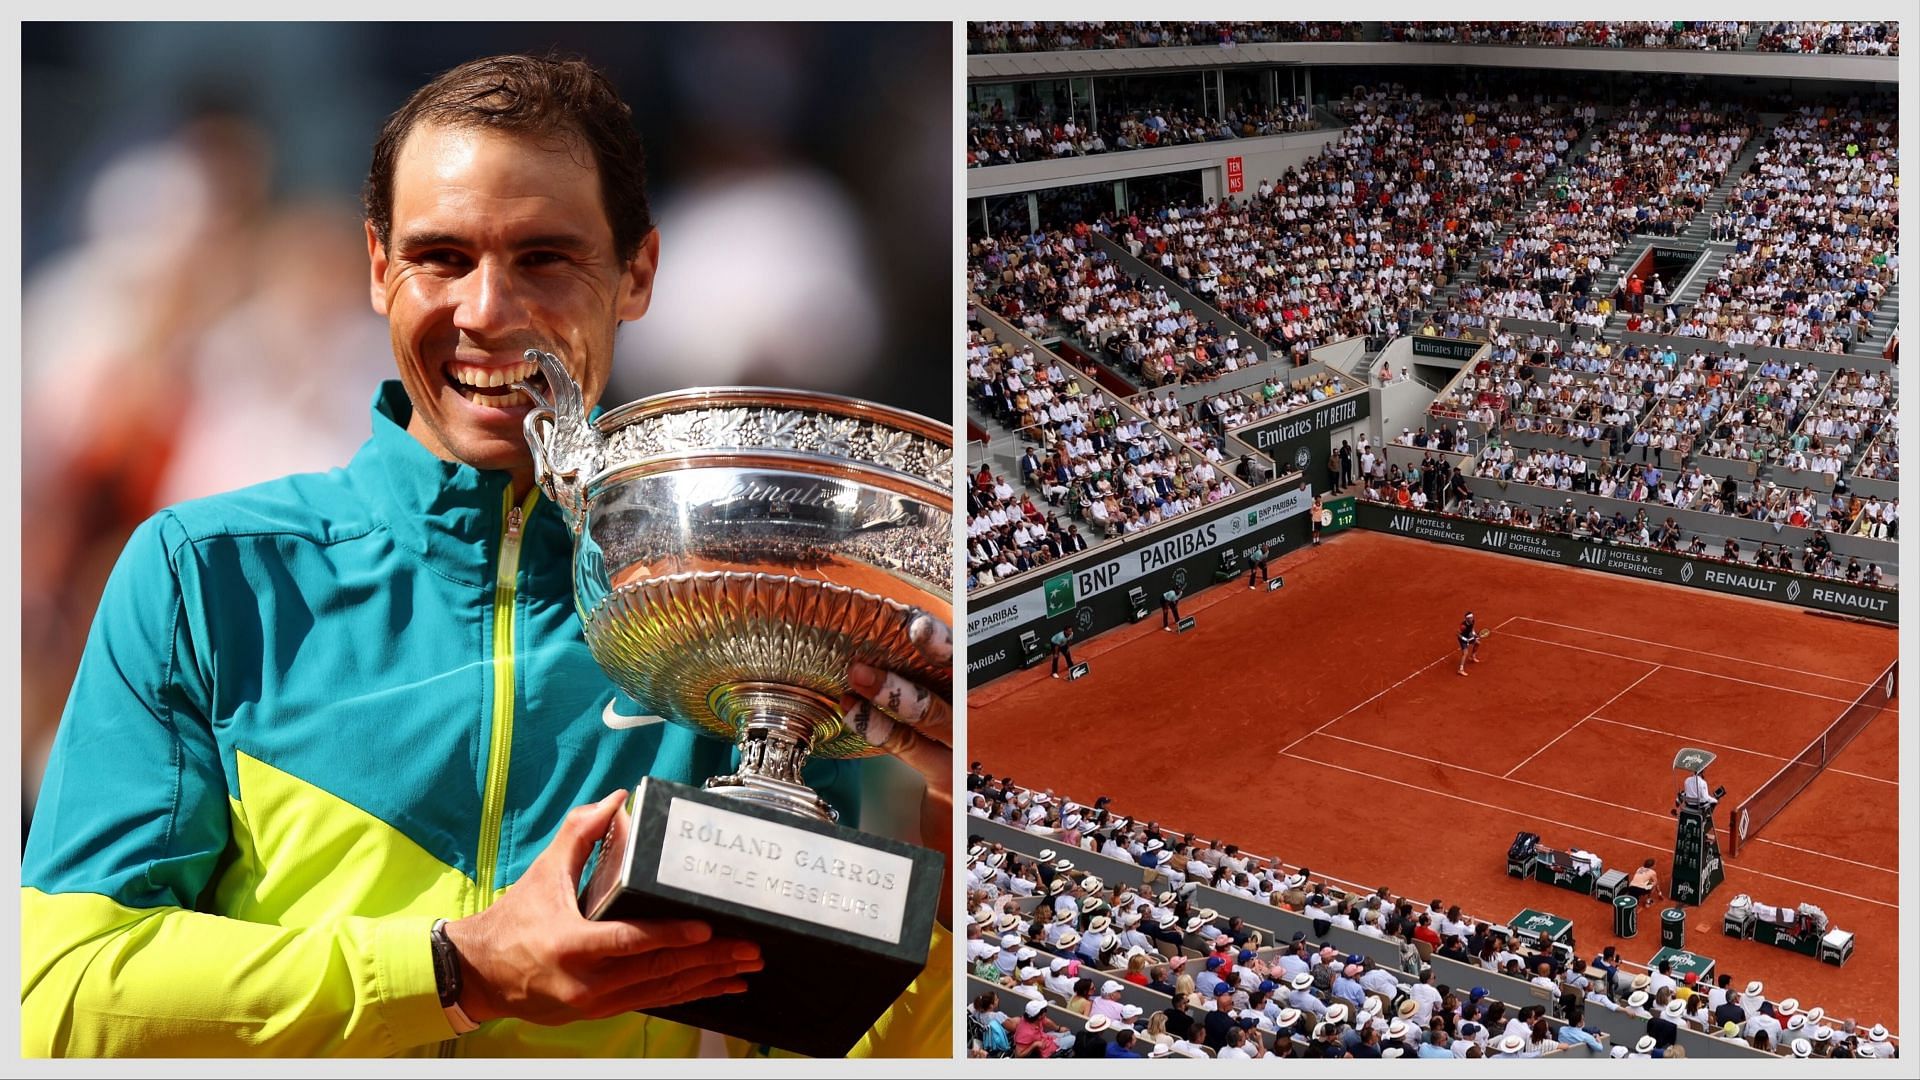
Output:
[{"xmin": 1728, "ymin": 660, "xmax": 1896, "ymax": 858}]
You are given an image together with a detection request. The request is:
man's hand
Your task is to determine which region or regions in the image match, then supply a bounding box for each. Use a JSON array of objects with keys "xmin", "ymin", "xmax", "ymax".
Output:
[
  {"xmin": 443, "ymin": 790, "xmax": 764, "ymax": 1025},
  {"xmin": 842, "ymin": 607, "xmax": 954, "ymax": 925}
]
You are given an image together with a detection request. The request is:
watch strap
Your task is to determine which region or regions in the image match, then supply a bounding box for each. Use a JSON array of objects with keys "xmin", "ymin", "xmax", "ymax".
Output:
[{"xmin": 430, "ymin": 919, "xmax": 481, "ymax": 1034}]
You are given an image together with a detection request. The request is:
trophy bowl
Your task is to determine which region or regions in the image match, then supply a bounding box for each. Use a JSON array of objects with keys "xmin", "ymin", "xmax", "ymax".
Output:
[{"xmin": 517, "ymin": 349, "xmax": 951, "ymax": 1056}]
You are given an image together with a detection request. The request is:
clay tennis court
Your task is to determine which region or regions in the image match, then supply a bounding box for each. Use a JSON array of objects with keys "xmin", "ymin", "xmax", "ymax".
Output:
[{"xmin": 969, "ymin": 529, "xmax": 1899, "ymax": 1029}]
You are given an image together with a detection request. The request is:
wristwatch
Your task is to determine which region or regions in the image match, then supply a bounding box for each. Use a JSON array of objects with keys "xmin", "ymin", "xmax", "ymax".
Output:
[{"xmin": 430, "ymin": 919, "xmax": 481, "ymax": 1034}]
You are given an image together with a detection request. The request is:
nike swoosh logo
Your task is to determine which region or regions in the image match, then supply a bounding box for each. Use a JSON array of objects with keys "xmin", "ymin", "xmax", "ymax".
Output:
[{"xmin": 602, "ymin": 700, "xmax": 667, "ymax": 730}]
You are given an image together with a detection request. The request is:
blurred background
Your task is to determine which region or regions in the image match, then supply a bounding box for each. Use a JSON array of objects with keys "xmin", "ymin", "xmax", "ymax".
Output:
[{"xmin": 19, "ymin": 22, "xmax": 953, "ymax": 830}]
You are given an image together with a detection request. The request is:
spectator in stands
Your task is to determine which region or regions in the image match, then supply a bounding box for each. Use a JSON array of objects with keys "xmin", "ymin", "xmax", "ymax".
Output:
[
  {"xmin": 1074, "ymin": 1014, "xmax": 1111, "ymax": 1057},
  {"xmin": 1012, "ymin": 998, "xmax": 1075, "ymax": 1057},
  {"xmin": 1649, "ymin": 999, "xmax": 1683, "ymax": 1048},
  {"xmin": 1711, "ymin": 978, "xmax": 1746, "ymax": 1028}
]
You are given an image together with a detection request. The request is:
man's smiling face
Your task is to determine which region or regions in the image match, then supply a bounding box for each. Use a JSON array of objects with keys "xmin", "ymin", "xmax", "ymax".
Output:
[{"xmin": 368, "ymin": 122, "xmax": 658, "ymax": 487}]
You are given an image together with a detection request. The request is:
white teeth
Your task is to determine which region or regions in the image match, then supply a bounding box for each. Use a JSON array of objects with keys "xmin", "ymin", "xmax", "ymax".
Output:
[
  {"xmin": 456, "ymin": 387, "xmax": 532, "ymax": 409},
  {"xmin": 447, "ymin": 361, "xmax": 538, "ymax": 389}
]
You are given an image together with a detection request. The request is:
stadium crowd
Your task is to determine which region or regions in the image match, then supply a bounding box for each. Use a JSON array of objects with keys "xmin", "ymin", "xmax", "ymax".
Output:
[
  {"xmin": 964, "ymin": 778, "xmax": 1899, "ymax": 1059},
  {"xmin": 972, "ymin": 229, "xmax": 1263, "ymax": 388},
  {"xmin": 968, "ymin": 100, "xmax": 1317, "ymax": 169},
  {"xmin": 1753, "ymin": 22, "xmax": 1899, "ymax": 56},
  {"xmin": 1099, "ymin": 85, "xmax": 1583, "ymax": 364},
  {"xmin": 968, "ymin": 21, "xmax": 1361, "ymax": 54},
  {"xmin": 1672, "ymin": 104, "xmax": 1897, "ymax": 352},
  {"xmin": 1438, "ymin": 99, "xmax": 1749, "ymax": 340},
  {"xmin": 1385, "ymin": 22, "xmax": 1753, "ymax": 51},
  {"xmin": 966, "ymin": 325, "xmax": 1238, "ymax": 591},
  {"xmin": 968, "ymin": 20, "xmax": 1895, "ymax": 57}
]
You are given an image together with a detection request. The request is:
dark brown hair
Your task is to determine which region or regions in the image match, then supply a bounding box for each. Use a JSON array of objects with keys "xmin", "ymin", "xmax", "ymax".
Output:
[{"xmin": 364, "ymin": 53, "xmax": 652, "ymax": 259}]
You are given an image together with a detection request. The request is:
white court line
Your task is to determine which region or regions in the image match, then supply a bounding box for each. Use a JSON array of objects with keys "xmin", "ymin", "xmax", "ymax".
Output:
[
  {"xmin": 1499, "ymin": 632, "xmax": 1859, "ymax": 705},
  {"xmin": 1306, "ymin": 730, "xmax": 1896, "ymax": 877},
  {"xmin": 1509, "ymin": 615, "xmax": 1883, "ymax": 686},
  {"xmin": 1281, "ymin": 750, "xmax": 1898, "ymax": 911},
  {"xmin": 1275, "ymin": 615, "xmax": 1518, "ymax": 757},
  {"xmin": 1503, "ymin": 665, "xmax": 1661, "ymax": 779},
  {"xmin": 1588, "ymin": 714, "xmax": 1899, "ymax": 788}
]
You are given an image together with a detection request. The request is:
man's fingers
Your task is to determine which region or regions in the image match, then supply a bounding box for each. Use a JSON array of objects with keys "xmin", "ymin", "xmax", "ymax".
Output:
[
  {"xmin": 573, "ymin": 916, "xmax": 718, "ymax": 958},
  {"xmin": 906, "ymin": 609, "xmax": 954, "ymax": 666},
  {"xmin": 847, "ymin": 663, "xmax": 952, "ymax": 746},
  {"xmin": 550, "ymin": 789, "xmax": 632, "ymax": 884},
  {"xmin": 590, "ymin": 964, "xmax": 756, "ymax": 1018},
  {"xmin": 596, "ymin": 938, "xmax": 762, "ymax": 993},
  {"xmin": 843, "ymin": 697, "xmax": 951, "ymax": 788}
]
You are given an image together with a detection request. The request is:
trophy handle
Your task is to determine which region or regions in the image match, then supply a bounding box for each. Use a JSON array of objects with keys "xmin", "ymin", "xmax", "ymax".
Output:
[{"xmin": 516, "ymin": 348, "xmax": 604, "ymax": 532}]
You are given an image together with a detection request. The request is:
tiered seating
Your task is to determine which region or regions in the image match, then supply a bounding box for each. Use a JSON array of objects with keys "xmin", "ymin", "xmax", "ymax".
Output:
[
  {"xmin": 968, "ymin": 21, "xmax": 1361, "ymax": 53},
  {"xmin": 965, "ymin": 323, "xmax": 1239, "ymax": 592},
  {"xmin": 1629, "ymin": 351, "xmax": 1750, "ymax": 459},
  {"xmin": 1857, "ymin": 420, "xmax": 1898, "ymax": 482},
  {"xmin": 1697, "ymin": 360, "xmax": 1826, "ymax": 465},
  {"xmin": 1183, "ymin": 371, "xmax": 1354, "ymax": 435},
  {"xmin": 1506, "ymin": 368, "xmax": 1643, "ymax": 446},
  {"xmin": 1385, "ymin": 22, "xmax": 1752, "ymax": 50},
  {"xmin": 968, "ymin": 101, "xmax": 1316, "ymax": 169},
  {"xmin": 968, "ymin": 781, "xmax": 1898, "ymax": 1059},
  {"xmin": 966, "ymin": 328, "xmax": 1089, "ymax": 590},
  {"xmin": 1754, "ymin": 22, "xmax": 1899, "ymax": 56},
  {"xmin": 973, "ymin": 230, "xmax": 1250, "ymax": 387},
  {"xmin": 1446, "ymin": 102, "xmax": 1750, "ymax": 335},
  {"xmin": 1794, "ymin": 367, "xmax": 1897, "ymax": 478},
  {"xmin": 1110, "ymin": 86, "xmax": 1581, "ymax": 363},
  {"xmin": 1678, "ymin": 106, "xmax": 1897, "ymax": 352},
  {"xmin": 1445, "ymin": 484, "xmax": 1893, "ymax": 578},
  {"xmin": 1429, "ymin": 351, "xmax": 1525, "ymax": 428}
]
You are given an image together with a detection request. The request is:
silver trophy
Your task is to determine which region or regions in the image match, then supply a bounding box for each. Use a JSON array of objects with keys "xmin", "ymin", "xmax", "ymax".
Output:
[{"xmin": 516, "ymin": 348, "xmax": 950, "ymax": 1056}]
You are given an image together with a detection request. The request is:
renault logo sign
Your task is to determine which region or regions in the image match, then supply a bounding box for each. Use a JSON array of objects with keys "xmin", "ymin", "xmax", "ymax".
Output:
[{"xmin": 1680, "ymin": 563, "xmax": 1693, "ymax": 583}]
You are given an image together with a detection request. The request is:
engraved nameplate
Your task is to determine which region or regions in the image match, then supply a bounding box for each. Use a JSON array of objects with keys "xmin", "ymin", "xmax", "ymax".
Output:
[{"xmin": 655, "ymin": 797, "xmax": 913, "ymax": 944}]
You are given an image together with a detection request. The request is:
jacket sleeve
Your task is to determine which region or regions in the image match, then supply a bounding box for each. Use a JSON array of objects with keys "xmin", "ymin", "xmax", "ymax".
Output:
[{"xmin": 20, "ymin": 513, "xmax": 451, "ymax": 1057}]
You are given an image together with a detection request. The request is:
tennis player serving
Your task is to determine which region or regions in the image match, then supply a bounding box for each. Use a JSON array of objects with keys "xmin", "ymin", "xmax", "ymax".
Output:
[{"xmin": 1456, "ymin": 612, "xmax": 1489, "ymax": 676}]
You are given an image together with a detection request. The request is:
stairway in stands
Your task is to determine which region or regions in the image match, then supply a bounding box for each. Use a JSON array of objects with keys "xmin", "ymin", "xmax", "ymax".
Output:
[
  {"xmin": 1417, "ymin": 127, "xmax": 1598, "ymax": 329},
  {"xmin": 1676, "ymin": 127, "xmax": 1772, "ymax": 246},
  {"xmin": 1596, "ymin": 124, "xmax": 1773, "ymax": 335},
  {"xmin": 1849, "ymin": 288, "xmax": 1900, "ymax": 358},
  {"xmin": 964, "ymin": 399, "xmax": 1031, "ymax": 492}
]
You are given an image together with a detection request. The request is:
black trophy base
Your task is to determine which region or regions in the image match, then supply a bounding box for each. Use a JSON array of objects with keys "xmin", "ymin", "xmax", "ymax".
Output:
[{"xmin": 580, "ymin": 776, "xmax": 941, "ymax": 1057}]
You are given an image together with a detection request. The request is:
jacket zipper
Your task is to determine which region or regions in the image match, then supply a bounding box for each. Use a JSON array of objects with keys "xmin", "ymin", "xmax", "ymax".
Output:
[
  {"xmin": 445, "ymin": 486, "xmax": 538, "ymax": 1058},
  {"xmin": 475, "ymin": 488, "xmax": 539, "ymax": 909}
]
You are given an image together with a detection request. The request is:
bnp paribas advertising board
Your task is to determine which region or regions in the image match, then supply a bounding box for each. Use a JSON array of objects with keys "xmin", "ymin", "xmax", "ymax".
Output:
[
  {"xmin": 1234, "ymin": 392, "xmax": 1370, "ymax": 495},
  {"xmin": 1356, "ymin": 501, "xmax": 1895, "ymax": 623},
  {"xmin": 967, "ymin": 485, "xmax": 1314, "ymax": 686}
]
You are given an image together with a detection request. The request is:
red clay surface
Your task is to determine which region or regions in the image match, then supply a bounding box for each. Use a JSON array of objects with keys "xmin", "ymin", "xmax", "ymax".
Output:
[{"xmin": 969, "ymin": 529, "xmax": 1900, "ymax": 1031}]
